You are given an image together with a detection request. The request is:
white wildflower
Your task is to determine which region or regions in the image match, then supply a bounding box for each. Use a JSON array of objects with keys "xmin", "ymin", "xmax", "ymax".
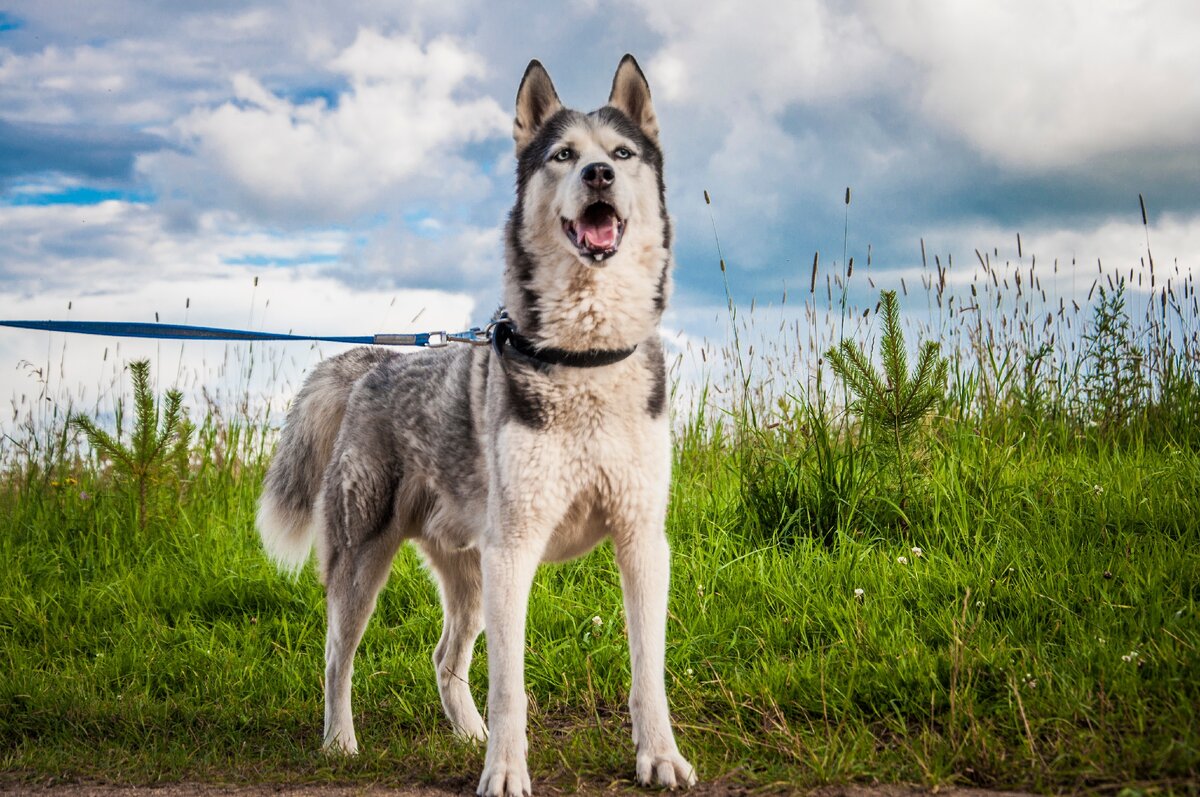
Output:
[{"xmin": 897, "ymin": 556, "xmax": 908, "ymax": 565}]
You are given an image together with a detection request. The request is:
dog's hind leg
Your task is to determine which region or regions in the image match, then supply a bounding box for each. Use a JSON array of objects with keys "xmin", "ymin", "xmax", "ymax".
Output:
[
  {"xmin": 320, "ymin": 449, "xmax": 404, "ymax": 755},
  {"xmin": 418, "ymin": 540, "xmax": 487, "ymax": 741}
]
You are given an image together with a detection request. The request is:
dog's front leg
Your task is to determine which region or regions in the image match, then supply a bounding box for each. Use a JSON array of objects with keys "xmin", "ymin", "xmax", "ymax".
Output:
[
  {"xmin": 615, "ymin": 531, "xmax": 696, "ymax": 789},
  {"xmin": 477, "ymin": 539, "xmax": 541, "ymax": 797}
]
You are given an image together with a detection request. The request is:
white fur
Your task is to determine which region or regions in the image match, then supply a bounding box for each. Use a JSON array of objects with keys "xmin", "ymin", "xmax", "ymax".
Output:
[{"xmin": 255, "ymin": 492, "xmax": 316, "ymax": 575}]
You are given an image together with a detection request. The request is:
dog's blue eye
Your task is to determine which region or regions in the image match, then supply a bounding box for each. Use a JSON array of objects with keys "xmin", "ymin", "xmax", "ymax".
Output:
[
  {"xmin": 553, "ymin": 148, "xmax": 574, "ymax": 162},
  {"xmin": 614, "ymin": 146, "xmax": 634, "ymax": 160}
]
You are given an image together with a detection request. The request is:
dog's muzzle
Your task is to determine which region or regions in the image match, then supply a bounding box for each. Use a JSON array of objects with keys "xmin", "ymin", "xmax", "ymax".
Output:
[{"xmin": 563, "ymin": 201, "xmax": 625, "ymax": 264}]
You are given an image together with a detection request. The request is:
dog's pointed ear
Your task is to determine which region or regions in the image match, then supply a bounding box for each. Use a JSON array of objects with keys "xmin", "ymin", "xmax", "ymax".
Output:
[
  {"xmin": 608, "ymin": 54, "xmax": 658, "ymax": 142},
  {"xmin": 514, "ymin": 60, "xmax": 562, "ymax": 153}
]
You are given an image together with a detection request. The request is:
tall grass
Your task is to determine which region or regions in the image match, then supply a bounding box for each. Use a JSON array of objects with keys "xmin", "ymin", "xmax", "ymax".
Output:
[{"xmin": 1, "ymin": 204, "xmax": 1198, "ymax": 792}]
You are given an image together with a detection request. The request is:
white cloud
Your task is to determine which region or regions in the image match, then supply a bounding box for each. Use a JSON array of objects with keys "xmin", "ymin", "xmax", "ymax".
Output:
[
  {"xmin": 0, "ymin": 198, "xmax": 345, "ymax": 292},
  {"xmin": 0, "ymin": 39, "xmax": 233, "ymax": 126},
  {"xmin": 867, "ymin": 0, "xmax": 1200, "ymax": 168},
  {"xmin": 0, "ymin": 191, "xmax": 485, "ymax": 433},
  {"xmin": 913, "ymin": 213, "xmax": 1200, "ymax": 296},
  {"xmin": 705, "ymin": 112, "xmax": 807, "ymax": 219},
  {"xmin": 0, "ymin": 243, "xmax": 477, "ymax": 432},
  {"xmin": 0, "ymin": 188, "xmax": 507, "ymax": 305},
  {"xmin": 0, "ymin": 2, "xmax": 472, "ymax": 127},
  {"xmin": 339, "ymin": 220, "xmax": 504, "ymax": 297},
  {"xmin": 636, "ymin": 0, "xmax": 891, "ymax": 111},
  {"xmin": 138, "ymin": 30, "xmax": 509, "ymax": 224},
  {"xmin": 816, "ymin": 214, "xmax": 1200, "ymax": 376},
  {"xmin": 630, "ymin": 0, "xmax": 1200, "ymax": 171}
]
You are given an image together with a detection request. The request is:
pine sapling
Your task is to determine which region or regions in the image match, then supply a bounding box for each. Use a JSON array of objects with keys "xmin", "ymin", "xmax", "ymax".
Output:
[
  {"xmin": 825, "ymin": 289, "xmax": 948, "ymax": 505},
  {"xmin": 71, "ymin": 359, "xmax": 192, "ymax": 530}
]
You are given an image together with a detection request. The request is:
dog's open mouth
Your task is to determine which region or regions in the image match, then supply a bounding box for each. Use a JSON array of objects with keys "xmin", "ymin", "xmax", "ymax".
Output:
[{"xmin": 563, "ymin": 202, "xmax": 625, "ymax": 262}]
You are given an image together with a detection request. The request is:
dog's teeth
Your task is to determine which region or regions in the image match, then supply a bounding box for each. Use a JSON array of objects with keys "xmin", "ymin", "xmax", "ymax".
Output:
[{"xmin": 594, "ymin": 253, "xmax": 603, "ymax": 261}]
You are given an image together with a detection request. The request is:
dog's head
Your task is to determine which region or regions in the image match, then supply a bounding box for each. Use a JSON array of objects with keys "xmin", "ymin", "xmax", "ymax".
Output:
[{"xmin": 511, "ymin": 55, "xmax": 666, "ymax": 268}]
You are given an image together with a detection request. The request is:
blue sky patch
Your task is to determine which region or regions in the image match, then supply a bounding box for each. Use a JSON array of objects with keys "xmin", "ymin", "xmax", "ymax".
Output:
[
  {"xmin": 4, "ymin": 184, "xmax": 155, "ymax": 207},
  {"xmin": 282, "ymin": 84, "xmax": 346, "ymax": 109}
]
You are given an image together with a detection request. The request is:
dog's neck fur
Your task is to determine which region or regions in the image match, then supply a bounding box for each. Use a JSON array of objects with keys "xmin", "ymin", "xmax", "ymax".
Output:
[{"xmin": 502, "ymin": 220, "xmax": 670, "ymax": 353}]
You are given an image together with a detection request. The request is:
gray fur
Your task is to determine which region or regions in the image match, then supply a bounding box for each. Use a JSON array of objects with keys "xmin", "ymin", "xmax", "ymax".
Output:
[
  {"xmin": 257, "ymin": 55, "xmax": 694, "ymax": 796},
  {"xmin": 645, "ymin": 337, "xmax": 667, "ymax": 418}
]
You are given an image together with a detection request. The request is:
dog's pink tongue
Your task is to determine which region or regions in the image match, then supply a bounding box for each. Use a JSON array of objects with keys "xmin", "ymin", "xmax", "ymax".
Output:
[{"xmin": 577, "ymin": 216, "xmax": 619, "ymax": 250}]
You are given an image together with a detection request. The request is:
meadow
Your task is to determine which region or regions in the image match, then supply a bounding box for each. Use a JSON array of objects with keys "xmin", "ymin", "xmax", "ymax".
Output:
[{"xmin": 2, "ymin": 209, "xmax": 1198, "ymax": 794}]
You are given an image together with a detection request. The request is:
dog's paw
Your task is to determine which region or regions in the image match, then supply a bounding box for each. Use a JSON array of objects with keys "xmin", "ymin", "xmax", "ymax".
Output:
[
  {"xmin": 636, "ymin": 747, "xmax": 697, "ymax": 790},
  {"xmin": 322, "ymin": 732, "xmax": 359, "ymax": 756},
  {"xmin": 453, "ymin": 711, "xmax": 489, "ymax": 743},
  {"xmin": 477, "ymin": 744, "xmax": 531, "ymax": 797}
]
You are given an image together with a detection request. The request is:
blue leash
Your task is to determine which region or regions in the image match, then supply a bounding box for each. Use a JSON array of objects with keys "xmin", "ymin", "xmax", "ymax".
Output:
[{"xmin": 0, "ymin": 319, "xmax": 491, "ymax": 348}]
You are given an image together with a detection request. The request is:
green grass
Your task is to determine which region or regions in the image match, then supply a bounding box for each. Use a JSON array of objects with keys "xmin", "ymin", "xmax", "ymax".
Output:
[
  {"xmin": 2, "ymin": 391, "xmax": 1197, "ymax": 792},
  {"xmin": 2, "ymin": 224, "xmax": 1199, "ymax": 793}
]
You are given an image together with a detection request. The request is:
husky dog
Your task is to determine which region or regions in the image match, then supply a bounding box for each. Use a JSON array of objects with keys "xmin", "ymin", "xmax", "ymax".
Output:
[{"xmin": 256, "ymin": 55, "xmax": 695, "ymax": 796}]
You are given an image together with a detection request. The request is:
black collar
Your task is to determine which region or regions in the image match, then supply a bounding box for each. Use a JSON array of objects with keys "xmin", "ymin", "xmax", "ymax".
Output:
[{"xmin": 491, "ymin": 316, "xmax": 637, "ymax": 368}]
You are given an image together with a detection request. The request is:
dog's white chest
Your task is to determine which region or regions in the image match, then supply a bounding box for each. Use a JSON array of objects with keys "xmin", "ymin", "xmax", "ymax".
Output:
[{"xmin": 494, "ymin": 397, "xmax": 670, "ymax": 563}]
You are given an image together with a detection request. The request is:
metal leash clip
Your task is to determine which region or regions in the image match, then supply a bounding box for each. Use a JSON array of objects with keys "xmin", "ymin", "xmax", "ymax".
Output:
[{"xmin": 446, "ymin": 327, "xmax": 491, "ymax": 346}]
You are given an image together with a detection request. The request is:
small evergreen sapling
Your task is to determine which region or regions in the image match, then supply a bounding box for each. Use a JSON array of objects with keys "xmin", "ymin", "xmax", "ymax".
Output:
[
  {"xmin": 825, "ymin": 290, "xmax": 948, "ymax": 503},
  {"xmin": 71, "ymin": 359, "xmax": 192, "ymax": 530}
]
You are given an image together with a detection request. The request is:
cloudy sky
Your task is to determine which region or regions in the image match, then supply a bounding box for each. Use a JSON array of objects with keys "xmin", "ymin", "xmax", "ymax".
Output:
[{"xmin": 2, "ymin": 1, "xmax": 1199, "ymax": 415}]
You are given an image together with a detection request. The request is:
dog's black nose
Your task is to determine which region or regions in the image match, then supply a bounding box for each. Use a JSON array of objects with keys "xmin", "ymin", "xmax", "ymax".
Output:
[{"xmin": 581, "ymin": 162, "xmax": 615, "ymax": 190}]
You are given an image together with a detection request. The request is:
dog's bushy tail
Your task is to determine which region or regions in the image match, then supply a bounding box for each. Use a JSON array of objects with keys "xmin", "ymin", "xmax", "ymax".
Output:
[{"xmin": 256, "ymin": 348, "xmax": 390, "ymax": 574}]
